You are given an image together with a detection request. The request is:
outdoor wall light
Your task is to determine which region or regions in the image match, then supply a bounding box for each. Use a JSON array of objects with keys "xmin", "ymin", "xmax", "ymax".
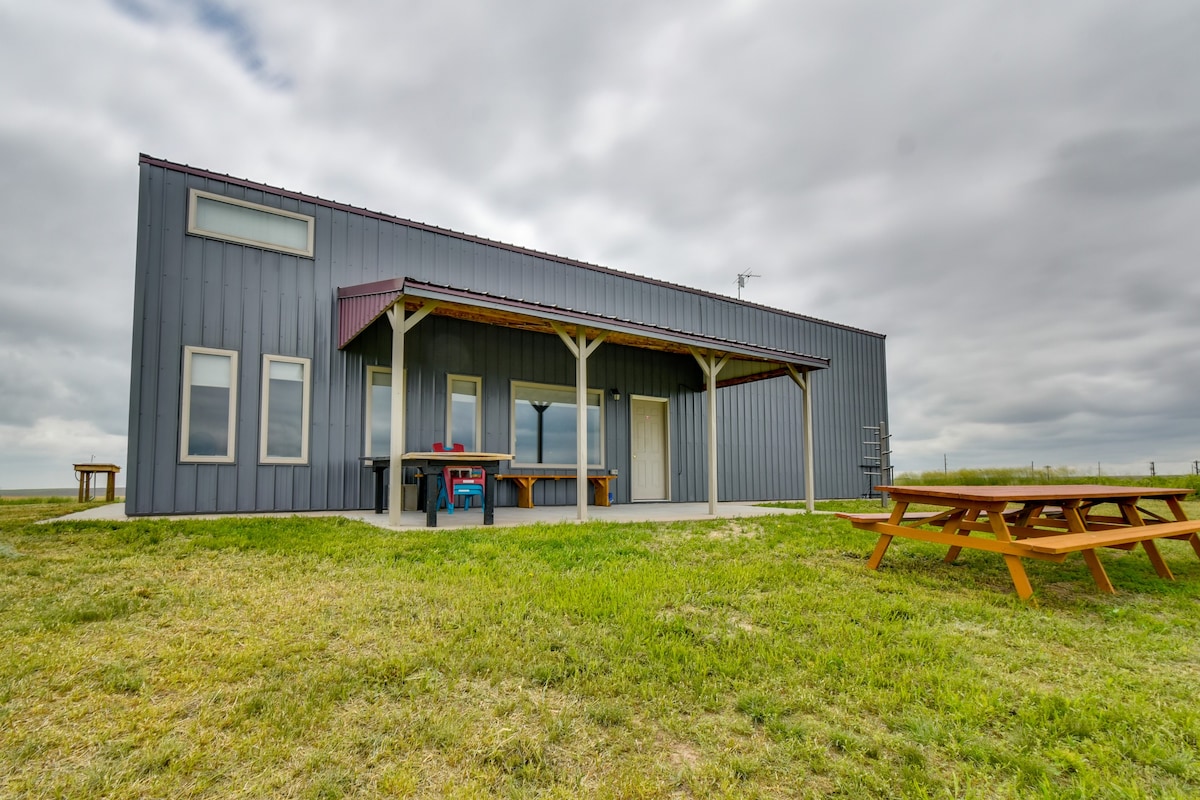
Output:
[{"xmin": 609, "ymin": 388, "xmax": 621, "ymax": 401}]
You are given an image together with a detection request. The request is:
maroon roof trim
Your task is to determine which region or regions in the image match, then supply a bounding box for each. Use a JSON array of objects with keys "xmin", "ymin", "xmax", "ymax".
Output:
[
  {"xmin": 337, "ymin": 277, "xmax": 830, "ymax": 369},
  {"xmin": 141, "ymin": 154, "xmax": 884, "ymax": 340}
]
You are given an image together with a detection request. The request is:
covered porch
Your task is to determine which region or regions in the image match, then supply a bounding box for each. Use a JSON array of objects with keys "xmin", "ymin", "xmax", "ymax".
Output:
[{"xmin": 338, "ymin": 277, "xmax": 831, "ymax": 526}]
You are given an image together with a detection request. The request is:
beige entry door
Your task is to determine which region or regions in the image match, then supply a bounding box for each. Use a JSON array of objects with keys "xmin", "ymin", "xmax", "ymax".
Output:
[{"xmin": 630, "ymin": 396, "xmax": 669, "ymax": 501}]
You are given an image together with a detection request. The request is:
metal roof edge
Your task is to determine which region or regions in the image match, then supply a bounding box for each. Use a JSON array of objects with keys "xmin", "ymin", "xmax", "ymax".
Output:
[
  {"xmin": 337, "ymin": 277, "xmax": 830, "ymax": 369},
  {"xmin": 142, "ymin": 154, "xmax": 885, "ymax": 340}
]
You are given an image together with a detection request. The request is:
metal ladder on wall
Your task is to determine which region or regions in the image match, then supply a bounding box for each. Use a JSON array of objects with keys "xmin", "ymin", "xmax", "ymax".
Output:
[{"xmin": 861, "ymin": 421, "xmax": 893, "ymax": 507}]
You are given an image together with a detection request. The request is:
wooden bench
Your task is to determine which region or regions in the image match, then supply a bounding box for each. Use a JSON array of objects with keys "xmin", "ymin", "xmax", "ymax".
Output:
[
  {"xmin": 836, "ymin": 512, "xmax": 944, "ymax": 523},
  {"xmin": 1013, "ymin": 519, "xmax": 1200, "ymax": 589},
  {"xmin": 1014, "ymin": 519, "xmax": 1200, "ymax": 554},
  {"xmin": 496, "ymin": 474, "xmax": 616, "ymax": 509}
]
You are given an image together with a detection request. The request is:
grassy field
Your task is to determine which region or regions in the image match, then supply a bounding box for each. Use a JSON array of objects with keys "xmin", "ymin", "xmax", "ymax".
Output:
[{"xmin": 2, "ymin": 499, "xmax": 1198, "ymax": 798}]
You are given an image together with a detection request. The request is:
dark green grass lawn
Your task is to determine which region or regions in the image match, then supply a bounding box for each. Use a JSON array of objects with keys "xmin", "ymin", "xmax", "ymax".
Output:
[{"xmin": 1, "ymin": 500, "xmax": 1198, "ymax": 798}]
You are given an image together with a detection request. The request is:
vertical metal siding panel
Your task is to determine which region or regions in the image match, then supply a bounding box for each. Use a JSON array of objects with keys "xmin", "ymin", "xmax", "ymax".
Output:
[
  {"xmin": 217, "ymin": 245, "xmax": 242, "ymax": 512},
  {"xmin": 331, "ymin": 343, "xmax": 351, "ymax": 508},
  {"xmin": 363, "ymin": 216, "xmax": 380, "ymax": 284},
  {"xmin": 346, "ymin": 212, "xmax": 363, "ymax": 285},
  {"xmin": 154, "ymin": 172, "xmax": 191, "ymax": 513},
  {"xmin": 292, "ymin": 248, "xmax": 316, "ymax": 510},
  {"xmin": 129, "ymin": 165, "xmax": 161, "ymax": 514},
  {"xmin": 278, "ymin": 256, "xmax": 299, "ymax": 354},
  {"xmin": 237, "ymin": 247, "xmax": 262, "ymax": 511},
  {"xmin": 308, "ymin": 206, "xmax": 333, "ymax": 509},
  {"xmin": 326, "ymin": 210, "xmax": 349, "ymax": 508}
]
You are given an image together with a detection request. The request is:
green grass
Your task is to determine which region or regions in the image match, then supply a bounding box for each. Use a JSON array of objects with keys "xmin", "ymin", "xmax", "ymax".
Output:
[
  {"xmin": 0, "ymin": 497, "xmax": 108, "ymax": 527},
  {"xmin": 2, "ymin": 504, "xmax": 1199, "ymax": 797}
]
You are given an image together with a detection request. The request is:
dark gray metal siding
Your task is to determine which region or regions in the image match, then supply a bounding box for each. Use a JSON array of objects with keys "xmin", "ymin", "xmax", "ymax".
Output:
[{"xmin": 126, "ymin": 161, "xmax": 888, "ymax": 514}]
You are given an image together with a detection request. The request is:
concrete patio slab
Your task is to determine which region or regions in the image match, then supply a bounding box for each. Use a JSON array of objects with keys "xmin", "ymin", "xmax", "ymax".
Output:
[{"xmin": 51, "ymin": 500, "xmax": 813, "ymax": 529}]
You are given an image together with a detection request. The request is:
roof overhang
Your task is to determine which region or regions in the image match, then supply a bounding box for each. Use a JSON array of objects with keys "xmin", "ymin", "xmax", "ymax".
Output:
[{"xmin": 337, "ymin": 277, "xmax": 829, "ymax": 386}]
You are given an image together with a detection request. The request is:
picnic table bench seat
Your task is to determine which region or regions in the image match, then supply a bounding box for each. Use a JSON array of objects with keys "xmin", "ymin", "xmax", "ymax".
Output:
[
  {"xmin": 496, "ymin": 473, "xmax": 616, "ymax": 508},
  {"xmin": 1014, "ymin": 519, "xmax": 1200, "ymax": 554},
  {"xmin": 835, "ymin": 511, "xmax": 944, "ymax": 523}
]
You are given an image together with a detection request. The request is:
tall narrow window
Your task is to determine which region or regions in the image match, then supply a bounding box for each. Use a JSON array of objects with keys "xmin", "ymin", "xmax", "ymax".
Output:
[
  {"xmin": 260, "ymin": 355, "xmax": 311, "ymax": 464},
  {"xmin": 447, "ymin": 375, "xmax": 482, "ymax": 451},
  {"xmin": 181, "ymin": 346, "xmax": 238, "ymax": 463},
  {"xmin": 511, "ymin": 381, "xmax": 602, "ymax": 468},
  {"xmin": 365, "ymin": 366, "xmax": 391, "ymax": 457}
]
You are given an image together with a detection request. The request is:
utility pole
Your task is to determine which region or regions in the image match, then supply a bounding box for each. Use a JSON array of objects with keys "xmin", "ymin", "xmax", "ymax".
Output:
[{"xmin": 1149, "ymin": 461, "xmax": 1156, "ymax": 477}]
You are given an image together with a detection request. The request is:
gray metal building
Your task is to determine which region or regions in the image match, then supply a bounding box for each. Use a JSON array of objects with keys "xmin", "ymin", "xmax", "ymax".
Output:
[{"xmin": 125, "ymin": 154, "xmax": 888, "ymax": 517}]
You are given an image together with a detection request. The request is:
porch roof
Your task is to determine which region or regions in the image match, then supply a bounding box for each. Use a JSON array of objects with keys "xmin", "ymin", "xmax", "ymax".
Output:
[{"xmin": 337, "ymin": 277, "xmax": 830, "ymax": 385}]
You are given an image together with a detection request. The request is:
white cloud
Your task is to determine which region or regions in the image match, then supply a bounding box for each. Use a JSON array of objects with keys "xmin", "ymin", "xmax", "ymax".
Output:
[{"xmin": 0, "ymin": 417, "xmax": 126, "ymax": 490}]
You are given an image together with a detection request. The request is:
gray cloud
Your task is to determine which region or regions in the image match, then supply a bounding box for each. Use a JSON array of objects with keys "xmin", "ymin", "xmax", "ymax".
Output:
[{"xmin": 0, "ymin": 0, "xmax": 1197, "ymax": 487}]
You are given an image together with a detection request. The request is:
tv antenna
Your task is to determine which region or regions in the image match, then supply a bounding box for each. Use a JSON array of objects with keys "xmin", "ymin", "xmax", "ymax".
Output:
[{"xmin": 734, "ymin": 268, "xmax": 760, "ymax": 299}]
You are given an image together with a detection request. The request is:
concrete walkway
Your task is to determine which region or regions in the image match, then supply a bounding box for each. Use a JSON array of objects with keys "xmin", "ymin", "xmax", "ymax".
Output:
[{"xmin": 54, "ymin": 501, "xmax": 812, "ymax": 529}]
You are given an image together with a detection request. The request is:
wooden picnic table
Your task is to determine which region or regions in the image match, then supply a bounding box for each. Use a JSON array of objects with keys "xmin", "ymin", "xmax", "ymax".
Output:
[
  {"xmin": 838, "ymin": 484, "xmax": 1200, "ymax": 599},
  {"xmin": 74, "ymin": 463, "xmax": 120, "ymax": 502}
]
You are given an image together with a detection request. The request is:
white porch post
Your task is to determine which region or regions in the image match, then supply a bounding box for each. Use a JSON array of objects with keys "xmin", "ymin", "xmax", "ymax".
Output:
[
  {"xmin": 787, "ymin": 365, "xmax": 816, "ymax": 514},
  {"xmin": 387, "ymin": 304, "xmax": 406, "ymax": 527},
  {"xmin": 575, "ymin": 330, "xmax": 588, "ymax": 522},
  {"xmin": 385, "ymin": 299, "xmax": 437, "ymax": 527},
  {"xmin": 690, "ymin": 349, "xmax": 730, "ymax": 516},
  {"xmin": 552, "ymin": 323, "xmax": 607, "ymax": 521}
]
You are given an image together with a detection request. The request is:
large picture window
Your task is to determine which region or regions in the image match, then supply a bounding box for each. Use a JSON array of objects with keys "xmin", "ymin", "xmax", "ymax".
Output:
[
  {"xmin": 447, "ymin": 375, "xmax": 482, "ymax": 451},
  {"xmin": 259, "ymin": 355, "xmax": 311, "ymax": 464},
  {"xmin": 180, "ymin": 346, "xmax": 238, "ymax": 463},
  {"xmin": 187, "ymin": 188, "xmax": 315, "ymax": 257},
  {"xmin": 365, "ymin": 366, "xmax": 391, "ymax": 457},
  {"xmin": 511, "ymin": 381, "xmax": 602, "ymax": 468}
]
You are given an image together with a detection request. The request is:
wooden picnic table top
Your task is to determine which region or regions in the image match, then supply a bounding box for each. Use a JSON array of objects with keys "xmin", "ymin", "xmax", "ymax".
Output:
[{"xmin": 879, "ymin": 484, "xmax": 1191, "ymax": 504}]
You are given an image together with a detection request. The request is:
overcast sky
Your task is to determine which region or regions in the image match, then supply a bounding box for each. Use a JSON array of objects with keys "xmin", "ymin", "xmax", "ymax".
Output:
[{"xmin": 2, "ymin": 0, "xmax": 1198, "ymax": 489}]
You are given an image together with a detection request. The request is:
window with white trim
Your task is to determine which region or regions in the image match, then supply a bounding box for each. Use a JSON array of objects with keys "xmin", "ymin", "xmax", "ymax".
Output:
[
  {"xmin": 365, "ymin": 366, "xmax": 391, "ymax": 457},
  {"xmin": 180, "ymin": 346, "xmax": 238, "ymax": 462},
  {"xmin": 511, "ymin": 381, "xmax": 603, "ymax": 468},
  {"xmin": 447, "ymin": 375, "xmax": 482, "ymax": 451},
  {"xmin": 259, "ymin": 355, "xmax": 311, "ymax": 464},
  {"xmin": 187, "ymin": 188, "xmax": 315, "ymax": 257}
]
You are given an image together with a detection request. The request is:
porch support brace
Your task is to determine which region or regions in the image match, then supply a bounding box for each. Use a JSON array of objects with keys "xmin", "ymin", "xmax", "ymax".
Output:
[
  {"xmin": 787, "ymin": 364, "xmax": 816, "ymax": 514},
  {"xmin": 690, "ymin": 348, "xmax": 731, "ymax": 515},
  {"xmin": 384, "ymin": 299, "xmax": 437, "ymax": 526},
  {"xmin": 551, "ymin": 322, "xmax": 607, "ymax": 521}
]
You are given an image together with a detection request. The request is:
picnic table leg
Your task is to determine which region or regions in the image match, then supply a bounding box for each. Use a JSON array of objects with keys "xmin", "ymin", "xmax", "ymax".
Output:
[
  {"xmin": 1002, "ymin": 555, "xmax": 1035, "ymax": 600},
  {"xmin": 1140, "ymin": 540, "xmax": 1174, "ymax": 580},
  {"xmin": 1080, "ymin": 550, "xmax": 1115, "ymax": 593},
  {"xmin": 943, "ymin": 509, "xmax": 979, "ymax": 563},
  {"xmin": 983, "ymin": 507, "xmax": 1036, "ymax": 600},
  {"xmin": 866, "ymin": 534, "xmax": 893, "ymax": 570},
  {"xmin": 1185, "ymin": 534, "xmax": 1200, "ymax": 560},
  {"xmin": 866, "ymin": 500, "xmax": 910, "ymax": 569},
  {"xmin": 1162, "ymin": 497, "xmax": 1200, "ymax": 560}
]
